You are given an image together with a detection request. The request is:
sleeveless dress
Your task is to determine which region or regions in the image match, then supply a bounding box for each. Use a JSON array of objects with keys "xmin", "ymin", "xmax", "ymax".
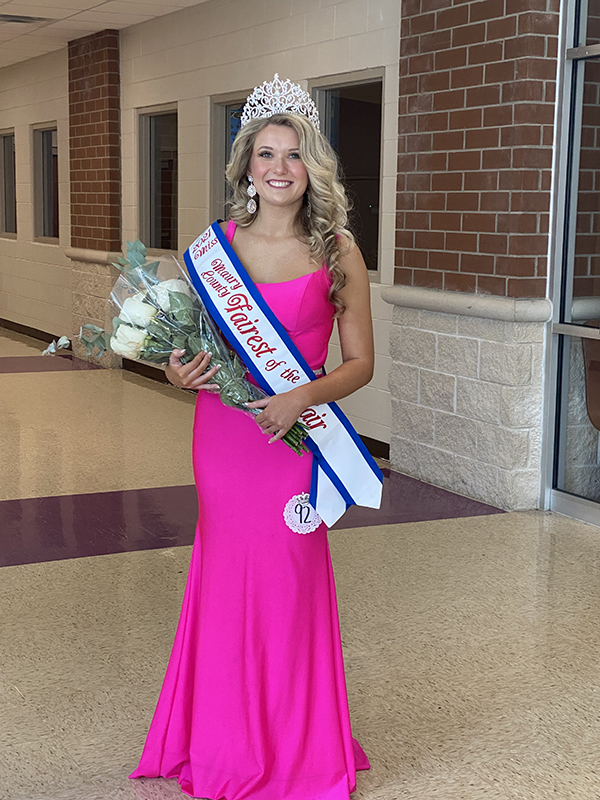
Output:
[{"xmin": 129, "ymin": 221, "xmax": 369, "ymax": 799}]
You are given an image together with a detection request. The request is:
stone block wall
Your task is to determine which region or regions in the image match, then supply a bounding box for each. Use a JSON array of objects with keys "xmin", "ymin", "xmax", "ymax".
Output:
[
  {"xmin": 384, "ymin": 286, "xmax": 551, "ymax": 509},
  {"xmin": 68, "ymin": 248, "xmax": 122, "ymax": 368}
]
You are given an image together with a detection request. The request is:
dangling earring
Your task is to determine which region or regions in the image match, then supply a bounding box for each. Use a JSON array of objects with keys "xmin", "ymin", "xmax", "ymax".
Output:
[
  {"xmin": 246, "ymin": 176, "xmax": 257, "ymax": 214},
  {"xmin": 305, "ymin": 194, "xmax": 312, "ymax": 219}
]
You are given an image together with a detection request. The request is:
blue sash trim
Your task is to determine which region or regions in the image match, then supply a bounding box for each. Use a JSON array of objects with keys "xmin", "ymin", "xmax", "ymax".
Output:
[
  {"xmin": 310, "ymin": 457, "xmax": 319, "ymax": 508},
  {"xmin": 183, "ymin": 221, "xmax": 382, "ymax": 518},
  {"xmin": 208, "ymin": 221, "xmax": 382, "ymax": 487},
  {"xmin": 183, "ymin": 247, "xmax": 274, "ymax": 399},
  {"xmin": 211, "ymin": 221, "xmax": 317, "ymax": 383}
]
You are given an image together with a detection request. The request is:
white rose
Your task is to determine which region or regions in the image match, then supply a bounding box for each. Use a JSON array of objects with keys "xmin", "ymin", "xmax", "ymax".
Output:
[
  {"xmin": 120, "ymin": 293, "xmax": 158, "ymax": 327},
  {"xmin": 151, "ymin": 278, "xmax": 193, "ymax": 312},
  {"xmin": 110, "ymin": 324, "xmax": 147, "ymax": 358}
]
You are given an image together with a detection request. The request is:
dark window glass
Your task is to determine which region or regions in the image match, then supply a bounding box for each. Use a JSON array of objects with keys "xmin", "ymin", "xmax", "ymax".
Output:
[
  {"xmin": 565, "ymin": 59, "xmax": 600, "ymax": 318},
  {"xmin": 586, "ymin": 0, "xmax": 600, "ymax": 44},
  {"xmin": 227, "ymin": 101, "xmax": 244, "ymax": 154},
  {"xmin": 1, "ymin": 133, "xmax": 16, "ymax": 234},
  {"xmin": 318, "ymin": 81, "xmax": 383, "ymax": 271},
  {"xmin": 553, "ymin": 333, "xmax": 600, "ymax": 502},
  {"xmin": 146, "ymin": 113, "xmax": 178, "ymax": 250},
  {"xmin": 35, "ymin": 128, "xmax": 58, "ymax": 238}
]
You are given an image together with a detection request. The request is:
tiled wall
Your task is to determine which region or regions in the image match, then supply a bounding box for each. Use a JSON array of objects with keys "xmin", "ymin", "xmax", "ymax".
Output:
[
  {"xmin": 68, "ymin": 30, "xmax": 121, "ymax": 251},
  {"xmin": 0, "ymin": 50, "xmax": 72, "ymax": 334},
  {"xmin": 395, "ymin": 0, "xmax": 559, "ymax": 298},
  {"xmin": 120, "ymin": 0, "xmax": 400, "ymax": 444}
]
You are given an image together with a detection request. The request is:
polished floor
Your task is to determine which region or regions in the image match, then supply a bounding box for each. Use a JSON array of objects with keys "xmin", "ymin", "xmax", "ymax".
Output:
[{"xmin": 2, "ymin": 327, "xmax": 600, "ymax": 800}]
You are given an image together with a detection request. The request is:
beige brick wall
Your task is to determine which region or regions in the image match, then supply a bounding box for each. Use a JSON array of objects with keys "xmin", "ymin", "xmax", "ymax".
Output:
[
  {"xmin": 0, "ymin": 50, "xmax": 72, "ymax": 335},
  {"xmin": 0, "ymin": 0, "xmax": 400, "ymax": 447},
  {"xmin": 120, "ymin": 0, "xmax": 400, "ymax": 444}
]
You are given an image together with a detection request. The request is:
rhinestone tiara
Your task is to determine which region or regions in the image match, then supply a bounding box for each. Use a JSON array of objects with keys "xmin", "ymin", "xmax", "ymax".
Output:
[{"xmin": 240, "ymin": 74, "xmax": 320, "ymax": 129}]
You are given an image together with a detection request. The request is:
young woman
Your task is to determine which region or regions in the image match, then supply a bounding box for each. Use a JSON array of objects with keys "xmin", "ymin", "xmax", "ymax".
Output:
[{"xmin": 130, "ymin": 81, "xmax": 376, "ymax": 800}]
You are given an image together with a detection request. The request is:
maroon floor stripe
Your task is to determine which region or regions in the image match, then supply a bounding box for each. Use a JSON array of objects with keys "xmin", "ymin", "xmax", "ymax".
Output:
[
  {"xmin": 0, "ymin": 471, "xmax": 502, "ymax": 568},
  {"xmin": 0, "ymin": 355, "xmax": 101, "ymax": 373}
]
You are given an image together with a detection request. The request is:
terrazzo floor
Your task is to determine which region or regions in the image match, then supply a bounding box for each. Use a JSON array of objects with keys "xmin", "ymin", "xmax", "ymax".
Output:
[{"xmin": 2, "ymin": 327, "xmax": 600, "ymax": 800}]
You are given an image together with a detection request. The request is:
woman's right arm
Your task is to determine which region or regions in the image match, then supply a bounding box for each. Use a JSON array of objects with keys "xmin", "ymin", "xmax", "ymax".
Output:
[{"xmin": 165, "ymin": 349, "xmax": 221, "ymax": 391}]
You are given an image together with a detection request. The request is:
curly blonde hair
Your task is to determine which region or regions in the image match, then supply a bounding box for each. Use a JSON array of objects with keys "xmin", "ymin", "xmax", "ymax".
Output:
[{"xmin": 225, "ymin": 113, "xmax": 354, "ymax": 314}]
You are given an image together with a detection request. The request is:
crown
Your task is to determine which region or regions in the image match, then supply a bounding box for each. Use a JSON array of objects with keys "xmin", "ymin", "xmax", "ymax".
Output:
[{"xmin": 240, "ymin": 74, "xmax": 320, "ymax": 130}]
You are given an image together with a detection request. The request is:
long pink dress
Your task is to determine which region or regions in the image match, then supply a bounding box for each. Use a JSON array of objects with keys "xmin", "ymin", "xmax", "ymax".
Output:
[{"xmin": 130, "ymin": 222, "xmax": 369, "ymax": 799}]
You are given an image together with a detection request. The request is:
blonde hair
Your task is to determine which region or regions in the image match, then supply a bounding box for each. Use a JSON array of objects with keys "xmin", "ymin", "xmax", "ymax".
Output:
[{"xmin": 225, "ymin": 113, "xmax": 354, "ymax": 313}]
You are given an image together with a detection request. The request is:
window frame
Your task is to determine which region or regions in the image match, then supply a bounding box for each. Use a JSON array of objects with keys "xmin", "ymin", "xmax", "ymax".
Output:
[
  {"xmin": 211, "ymin": 90, "xmax": 249, "ymax": 223},
  {"xmin": 543, "ymin": 0, "xmax": 600, "ymax": 524},
  {"xmin": 32, "ymin": 124, "xmax": 59, "ymax": 243},
  {"xmin": 138, "ymin": 104, "xmax": 179, "ymax": 253},
  {"xmin": 0, "ymin": 129, "xmax": 17, "ymax": 238},
  {"xmin": 309, "ymin": 68, "xmax": 385, "ymax": 283}
]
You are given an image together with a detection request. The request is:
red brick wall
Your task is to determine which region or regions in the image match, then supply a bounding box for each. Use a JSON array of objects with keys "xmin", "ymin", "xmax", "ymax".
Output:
[
  {"xmin": 395, "ymin": 0, "xmax": 559, "ymax": 298},
  {"xmin": 68, "ymin": 30, "xmax": 120, "ymax": 251}
]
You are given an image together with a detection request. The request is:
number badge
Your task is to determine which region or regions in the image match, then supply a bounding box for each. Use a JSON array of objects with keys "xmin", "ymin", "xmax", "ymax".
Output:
[{"xmin": 283, "ymin": 493, "xmax": 322, "ymax": 534}]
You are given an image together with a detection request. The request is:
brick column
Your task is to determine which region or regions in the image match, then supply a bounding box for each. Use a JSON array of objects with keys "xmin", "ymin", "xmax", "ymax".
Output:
[
  {"xmin": 68, "ymin": 29, "xmax": 120, "ymax": 250},
  {"xmin": 395, "ymin": 0, "xmax": 560, "ymax": 298},
  {"xmin": 67, "ymin": 30, "xmax": 121, "ymax": 366}
]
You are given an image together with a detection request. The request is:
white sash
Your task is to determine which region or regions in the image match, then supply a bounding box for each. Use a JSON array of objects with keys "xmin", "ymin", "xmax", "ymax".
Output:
[{"xmin": 183, "ymin": 222, "xmax": 383, "ymax": 527}]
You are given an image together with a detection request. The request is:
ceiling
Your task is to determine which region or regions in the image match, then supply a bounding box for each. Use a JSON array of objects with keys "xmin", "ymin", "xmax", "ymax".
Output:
[{"xmin": 0, "ymin": 0, "xmax": 208, "ymax": 69}]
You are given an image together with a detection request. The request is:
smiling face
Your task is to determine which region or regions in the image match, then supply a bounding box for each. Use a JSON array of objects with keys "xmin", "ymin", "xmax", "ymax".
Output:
[{"xmin": 248, "ymin": 123, "xmax": 309, "ymax": 212}]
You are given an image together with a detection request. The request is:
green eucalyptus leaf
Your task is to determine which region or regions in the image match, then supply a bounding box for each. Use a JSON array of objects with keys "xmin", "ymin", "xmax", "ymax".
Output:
[
  {"xmin": 187, "ymin": 334, "xmax": 205, "ymax": 355},
  {"xmin": 144, "ymin": 260, "xmax": 160, "ymax": 277},
  {"xmin": 127, "ymin": 251, "xmax": 146, "ymax": 270},
  {"xmin": 169, "ymin": 291, "xmax": 194, "ymax": 312},
  {"xmin": 127, "ymin": 239, "xmax": 146, "ymax": 258}
]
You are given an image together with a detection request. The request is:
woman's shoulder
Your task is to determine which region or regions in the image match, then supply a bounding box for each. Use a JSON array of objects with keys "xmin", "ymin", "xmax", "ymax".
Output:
[
  {"xmin": 336, "ymin": 239, "xmax": 368, "ymax": 284},
  {"xmin": 219, "ymin": 219, "xmax": 237, "ymax": 243}
]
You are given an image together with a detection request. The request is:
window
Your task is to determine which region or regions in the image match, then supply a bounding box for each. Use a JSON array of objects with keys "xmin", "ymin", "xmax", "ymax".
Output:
[
  {"xmin": 34, "ymin": 127, "xmax": 58, "ymax": 239},
  {"xmin": 313, "ymin": 78, "xmax": 383, "ymax": 272},
  {"xmin": 140, "ymin": 111, "xmax": 178, "ymax": 250},
  {"xmin": 212, "ymin": 97, "xmax": 245, "ymax": 221},
  {"xmin": 0, "ymin": 132, "xmax": 16, "ymax": 235},
  {"xmin": 549, "ymin": 1, "xmax": 600, "ymax": 522}
]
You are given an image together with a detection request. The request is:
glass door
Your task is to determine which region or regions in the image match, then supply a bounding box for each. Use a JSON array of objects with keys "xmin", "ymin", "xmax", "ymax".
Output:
[{"xmin": 551, "ymin": 0, "xmax": 600, "ymax": 525}]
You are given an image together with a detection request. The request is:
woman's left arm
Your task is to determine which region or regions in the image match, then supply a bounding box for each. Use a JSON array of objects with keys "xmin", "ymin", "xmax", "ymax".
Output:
[{"xmin": 247, "ymin": 244, "xmax": 374, "ymax": 442}]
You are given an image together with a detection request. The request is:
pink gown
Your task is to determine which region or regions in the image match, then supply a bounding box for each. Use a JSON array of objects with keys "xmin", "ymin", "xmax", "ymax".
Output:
[{"xmin": 130, "ymin": 222, "xmax": 369, "ymax": 799}]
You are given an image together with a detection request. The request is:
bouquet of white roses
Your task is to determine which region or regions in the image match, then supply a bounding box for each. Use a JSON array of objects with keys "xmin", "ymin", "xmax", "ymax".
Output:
[{"xmin": 79, "ymin": 240, "xmax": 308, "ymax": 455}]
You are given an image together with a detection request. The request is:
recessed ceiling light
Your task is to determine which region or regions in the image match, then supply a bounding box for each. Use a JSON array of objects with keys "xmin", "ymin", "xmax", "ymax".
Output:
[{"xmin": 0, "ymin": 14, "xmax": 51, "ymax": 24}]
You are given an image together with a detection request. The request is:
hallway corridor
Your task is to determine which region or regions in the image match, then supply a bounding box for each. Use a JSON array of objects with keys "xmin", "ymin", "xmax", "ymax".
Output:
[{"xmin": 1, "ymin": 328, "xmax": 600, "ymax": 800}]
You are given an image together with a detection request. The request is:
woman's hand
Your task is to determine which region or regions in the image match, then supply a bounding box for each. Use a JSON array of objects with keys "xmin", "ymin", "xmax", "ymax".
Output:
[
  {"xmin": 165, "ymin": 349, "xmax": 221, "ymax": 391},
  {"xmin": 245, "ymin": 388, "xmax": 309, "ymax": 443}
]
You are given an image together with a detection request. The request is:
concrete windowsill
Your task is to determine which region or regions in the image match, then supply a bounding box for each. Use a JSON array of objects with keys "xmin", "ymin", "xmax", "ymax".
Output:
[{"xmin": 382, "ymin": 285, "xmax": 553, "ymax": 323}]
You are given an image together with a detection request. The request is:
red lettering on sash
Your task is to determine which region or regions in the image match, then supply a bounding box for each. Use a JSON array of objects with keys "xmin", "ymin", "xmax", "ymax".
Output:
[
  {"xmin": 225, "ymin": 294, "xmax": 253, "ymax": 313},
  {"xmin": 301, "ymin": 408, "xmax": 328, "ymax": 430},
  {"xmin": 254, "ymin": 342, "xmax": 277, "ymax": 358}
]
